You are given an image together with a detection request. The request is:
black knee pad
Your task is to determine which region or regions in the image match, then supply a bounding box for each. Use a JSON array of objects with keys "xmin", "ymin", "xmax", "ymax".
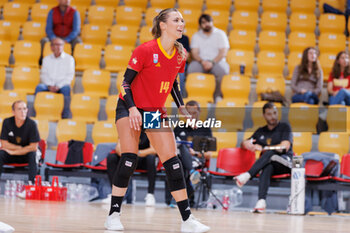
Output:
[
  {"xmin": 163, "ymin": 156, "xmax": 186, "ymax": 192},
  {"xmin": 113, "ymin": 153, "xmax": 138, "ymax": 188}
]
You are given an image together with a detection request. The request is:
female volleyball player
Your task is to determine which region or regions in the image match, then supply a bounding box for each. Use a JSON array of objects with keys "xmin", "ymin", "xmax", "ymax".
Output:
[{"xmin": 104, "ymin": 8, "xmax": 210, "ymax": 233}]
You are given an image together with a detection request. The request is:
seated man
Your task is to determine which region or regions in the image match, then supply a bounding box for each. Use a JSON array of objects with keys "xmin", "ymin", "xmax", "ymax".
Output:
[
  {"xmin": 0, "ymin": 101, "xmax": 40, "ymax": 182},
  {"xmin": 107, "ymin": 132, "xmax": 157, "ymax": 206},
  {"xmin": 35, "ymin": 37, "xmax": 75, "ymax": 119},
  {"xmin": 235, "ymin": 102, "xmax": 293, "ymax": 213}
]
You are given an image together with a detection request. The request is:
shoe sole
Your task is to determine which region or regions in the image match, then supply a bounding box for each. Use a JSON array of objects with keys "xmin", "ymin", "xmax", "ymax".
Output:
[
  {"xmin": 252, "ymin": 208, "xmax": 265, "ymax": 213},
  {"xmin": 104, "ymin": 222, "xmax": 124, "ymax": 231}
]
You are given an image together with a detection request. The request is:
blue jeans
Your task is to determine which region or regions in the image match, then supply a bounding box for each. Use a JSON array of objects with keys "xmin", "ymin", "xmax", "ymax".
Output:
[
  {"xmin": 329, "ymin": 89, "xmax": 350, "ymax": 106},
  {"xmin": 292, "ymin": 91, "xmax": 319, "ymax": 105},
  {"xmin": 35, "ymin": 84, "xmax": 72, "ymax": 118}
]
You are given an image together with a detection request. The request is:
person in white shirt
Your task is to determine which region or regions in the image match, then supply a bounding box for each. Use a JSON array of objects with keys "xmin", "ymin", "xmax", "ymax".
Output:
[
  {"xmin": 188, "ymin": 14, "xmax": 230, "ymax": 102},
  {"xmin": 35, "ymin": 37, "xmax": 75, "ymax": 118}
]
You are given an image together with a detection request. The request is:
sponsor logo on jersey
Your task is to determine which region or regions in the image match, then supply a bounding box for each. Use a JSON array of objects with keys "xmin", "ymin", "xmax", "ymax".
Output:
[{"xmin": 153, "ymin": 54, "xmax": 158, "ymax": 64}]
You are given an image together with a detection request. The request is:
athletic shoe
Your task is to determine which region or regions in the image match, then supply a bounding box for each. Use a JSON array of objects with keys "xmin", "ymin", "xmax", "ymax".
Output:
[
  {"xmin": 253, "ymin": 199, "xmax": 266, "ymax": 213},
  {"xmin": 16, "ymin": 190, "xmax": 26, "ymax": 199},
  {"xmin": 270, "ymin": 155, "xmax": 292, "ymax": 169},
  {"xmin": 181, "ymin": 214, "xmax": 210, "ymax": 233},
  {"xmin": 168, "ymin": 198, "xmax": 177, "ymax": 209},
  {"xmin": 234, "ymin": 172, "xmax": 251, "ymax": 188},
  {"xmin": 104, "ymin": 212, "xmax": 124, "ymax": 231},
  {"xmin": 0, "ymin": 221, "xmax": 15, "ymax": 233},
  {"xmin": 145, "ymin": 193, "xmax": 156, "ymax": 206},
  {"xmin": 190, "ymin": 170, "xmax": 201, "ymax": 185}
]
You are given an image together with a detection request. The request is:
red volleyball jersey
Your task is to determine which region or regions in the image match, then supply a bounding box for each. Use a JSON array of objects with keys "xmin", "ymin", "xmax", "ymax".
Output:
[{"xmin": 119, "ymin": 38, "xmax": 186, "ymax": 110}]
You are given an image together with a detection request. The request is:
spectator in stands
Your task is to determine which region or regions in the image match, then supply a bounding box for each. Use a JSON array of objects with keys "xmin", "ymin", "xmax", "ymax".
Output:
[
  {"xmin": 327, "ymin": 51, "xmax": 350, "ymax": 105},
  {"xmin": 166, "ymin": 100, "xmax": 212, "ymax": 207},
  {"xmin": 177, "ymin": 34, "xmax": 190, "ymax": 97},
  {"xmin": 107, "ymin": 132, "xmax": 157, "ymax": 206},
  {"xmin": 235, "ymin": 102, "xmax": 293, "ymax": 213},
  {"xmin": 291, "ymin": 47, "xmax": 323, "ymax": 105},
  {"xmin": 42, "ymin": 0, "xmax": 81, "ymax": 51},
  {"xmin": 188, "ymin": 14, "xmax": 230, "ymax": 102},
  {"xmin": 0, "ymin": 100, "xmax": 40, "ymax": 183},
  {"xmin": 35, "ymin": 37, "xmax": 74, "ymax": 119}
]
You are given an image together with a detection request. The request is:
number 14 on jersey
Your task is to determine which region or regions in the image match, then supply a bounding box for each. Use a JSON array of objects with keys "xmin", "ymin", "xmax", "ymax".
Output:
[{"xmin": 160, "ymin": 81, "xmax": 170, "ymax": 93}]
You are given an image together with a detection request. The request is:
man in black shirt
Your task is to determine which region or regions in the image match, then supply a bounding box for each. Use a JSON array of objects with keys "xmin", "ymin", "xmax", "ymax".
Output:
[
  {"xmin": 0, "ymin": 100, "xmax": 40, "ymax": 182},
  {"xmin": 235, "ymin": 102, "xmax": 293, "ymax": 213}
]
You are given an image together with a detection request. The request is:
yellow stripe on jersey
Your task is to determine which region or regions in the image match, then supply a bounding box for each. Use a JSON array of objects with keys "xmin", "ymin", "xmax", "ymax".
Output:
[{"xmin": 157, "ymin": 38, "xmax": 175, "ymax": 59}]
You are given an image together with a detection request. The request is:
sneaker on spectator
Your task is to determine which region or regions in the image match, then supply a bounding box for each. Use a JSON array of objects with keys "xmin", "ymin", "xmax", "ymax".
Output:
[
  {"xmin": 190, "ymin": 170, "xmax": 201, "ymax": 185},
  {"xmin": 104, "ymin": 212, "xmax": 124, "ymax": 231},
  {"xmin": 16, "ymin": 190, "xmax": 26, "ymax": 199},
  {"xmin": 181, "ymin": 214, "xmax": 210, "ymax": 233},
  {"xmin": 145, "ymin": 193, "xmax": 156, "ymax": 206},
  {"xmin": 253, "ymin": 199, "xmax": 266, "ymax": 213},
  {"xmin": 234, "ymin": 172, "xmax": 251, "ymax": 188},
  {"xmin": 0, "ymin": 221, "xmax": 15, "ymax": 233}
]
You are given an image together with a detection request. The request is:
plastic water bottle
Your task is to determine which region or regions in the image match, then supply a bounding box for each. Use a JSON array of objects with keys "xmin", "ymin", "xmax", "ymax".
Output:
[
  {"xmin": 228, "ymin": 187, "xmax": 243, "ymax": 210},
  {"xmin": 10, "ymin": 180, "xmax": 16, "ymax": 198},
  {"xmin": 4, "ymin": 180, "xmax": 10, "ymax": 198},
  {"xmin": 222, "ymin": 191, "xmax": 230, "ymax": 211}
]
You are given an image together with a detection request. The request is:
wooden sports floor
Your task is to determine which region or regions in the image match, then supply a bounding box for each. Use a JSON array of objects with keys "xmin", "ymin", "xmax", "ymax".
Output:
[{"xmin": 0, "ymin": 198, "xmax": 349, "ymax": 233}]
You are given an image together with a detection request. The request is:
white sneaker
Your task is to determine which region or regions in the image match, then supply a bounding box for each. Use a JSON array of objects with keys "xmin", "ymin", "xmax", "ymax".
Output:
[
  {"xmin": 253, "ymin": 199, "xmax": 266, "ymax": 213},
  {"xmin": 145, "ymin": 193, "xmax": 156, "ymax": 206},
  {"xmin": 16, "ymin": 190, "xmax": 26, "ymax": 199},
  {"xmin": 104, "ymin": 212, "xmax": 124, "ymax": 231},
  {"xmin": 181, "ymin": 214, "xmax": 210, "ymax": 233},
  {"xmin": 234, "ymin": 172, "xmax": 251, "ymax": 188},
  {"xmin": 0, "ymin": 221, "xmax": 15, "ymax": 233}
]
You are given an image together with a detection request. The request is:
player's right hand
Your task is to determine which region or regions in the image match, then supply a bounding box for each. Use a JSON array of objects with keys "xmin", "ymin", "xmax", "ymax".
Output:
[{"xmin": 129, "ymin": 107, "xmax": 142, "ymax": 131}]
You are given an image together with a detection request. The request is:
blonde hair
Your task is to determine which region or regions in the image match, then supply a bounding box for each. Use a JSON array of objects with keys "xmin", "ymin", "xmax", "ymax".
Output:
[{"xmin": 152, "ymin": 8, "xmax": 186, "ymax": 59}]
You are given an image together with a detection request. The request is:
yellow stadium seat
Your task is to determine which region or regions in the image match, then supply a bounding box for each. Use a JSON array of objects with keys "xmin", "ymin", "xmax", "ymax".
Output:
[
  {"xmin": 250, "ymin": 101, "xmax": 282, "ymax": 130},
  {"xmin": 56, "ymin": 119, "xmax": 87, "ymax": 143},
  {"xmin": 0, "ymin": 20, "xmax": 21, "ymax": 44},
  {"xmin": 319, "ymin": 14, "xmax": 345, "ymax": 34},
  {"xmin": 0, "ymin": 66, "xmax": 5, "ymax": 90},
  {"xmin": 106, "ymin": 95, "xmax": 118, "ymax": 121},
  {"xmin": 292, "ymin": 132, "xmax": 312, "ymax": 155},
  {"xmin": 104, "ymin": 44, "xmax": 134, "ymax": 72},
  {"xmin": 186, "ymin": 73, "xmax": 216, "ymax": 103},
  {"xmin": 144, "ymin": 7, "xmax": 163, "ymax": 26},
  {"xmin": 122, "ymin": 0, "xmax": 148, "ymax": 9},
  {"xmin": 139, "ymin": 26, "xmax": 153, "ymax": 44},
  {"xmin": 73, "ymin": 43, "xmax": 102, "ymax": 71},
  {"xmin": 116, "ymin": 72, "xmax": 124, "ymax": 93},
  {"xmin": 13, "ymin": 41, "xmax": 41, "ymax": 68},
  {"xmin": 288, "ymin": 103, "xmax": 319, "ymax": 133},
  {"xmin": 289, "ymin": 13, "xmax": 316, "ymax": 33},
  {"xmin": 258, "ymin": 30, "xmax": 285, "ymax": 52},
  {"xmin": 206, "ymin": 0, "xmax": 232, "ymax": 11},
  {"xmin": 34, "ymin": 92, "xmax": 64, "ymax": 122},
  {"xmin": 110, "ymin": 25, "xmax": 138, "ymax": 47},
  {"xmin": 288, "ymin": 32, "xmax": 316, "ymax": 53},
  {"xmin": 257, "ymin": 51, "xmax": 285, "ymax": 76},
  {"xmin": 178, "ymin": 0, "xmax": 203, "ymax": 9},
  {"xmin": 229, "ymin": 30, "xmax": 256, "ymax": 51},
  {"xmin": 226, "ymin": 49, "xmax": 254, "ymax": 76},
  {"xmin": 0, "ymin": 91, "xmax": 27, "ymax": 115},
  {"xmin": 319, "ymin": 53, "xmax": 336, "ymax": 81},
  {"xmin": 318, "ymin": 132, "xmax": 349, "ymax": 158},
  {"xmin": 150, "ymin": 0, "xmax": 175, "ymax": 8},
  {"xmin": 31, "ymin": 3, "xmax": 54, "ymax": 24},
  {"xmin": 232, "ymin": 10, "xmax": 259, "ymax": 31},
  {"xmin": 262, "ymin": 0, "xmax": 288, "ymax": 12},
  {"xmin": 116, "ymin": 6, "xmax": 143, "ymax": 27},
  {"xmin": 221, "ymin": 74, "xmax": 250, "ymax": 104},
  {"xmin": 71, "ymin": 94, "xmax": 100, "ymax": 123},
  {"xmin": 92, "ymin": 121, "xmax": 118, "ymax": 145},
  {"xmin": 22, "ymin": 21, "xmax": 46, "ymax": 42},
  {"xmin": 290, "ymin": 0, "xmax": 316, "ymax": 13},
  {"xmin": 95, "ymin": 0, "xmax": 118, "ymax": 8},
  {"xmin": 82, "ymin": 69, "xmax": 110, "ymax": 98},
  {"xmin": 15, "ymin": 0, "xmax": 36, "ymax": 4},
  {"xmin": 256, "ymin": 74, "xmax": 286, "ymax": 97},
  {"xmin": 3, "ymin": 2, "xmax": 29, "ymax": 25},
  {"xmin": 319, "ymin": 0, "xmax": 346, "ymax": 13},
  {"xmin": 43, "ymin": 42, "xmax": 72, "ymax": 57},
  {"xmin": 71, "ymin": 0, "xmax": 91, "ymax": 7},
  {"xmin": 327, "ymin": 105, "xmax": 347, "ymax": 133},
  {"xmin": 32, "ymin": 118, "xmax": 50, "ymax": 141},
  {"xmin": 88, "ymin": 5, "xmax": 115, "ymax": 27},
  {"xmin": 0, "ymin": 41, "xmax": 11, "ymax": 66},
  {"xmin": 260, "ymin": 11, "xmax": 287, "ymax": 32},
  {"xmin": 212, "ymin": 132, "xmax": 237, "ymax": 158},
  {"xmin": 72, "ymin": 5, "xmax": 87, "ymax": 24},
  {"xmin": 215, "ymin": 99, "xmax": 246, "ymax": 131},
  {"xmin": 81, "ymin": 24, "xmax": 108, "ymax": 46},
  {"xmin": 287, "ymin": 51, "xmax": 303, "ymax": 79},
  {"xmin": 0, "ymin": 0, "xmax": 6, "ymax": 7},
  {"xmin": 204, "ymin": 9, "xmax": 230, "ymax": 32},
  {"xmin": 179, "ymin": 8, "xmax": 202, "ymax": 28},
  {"xmin": 12, "ymin": 66, "xmax": 40, "ymax": 94},
  {"xmin": 234, "ymin": 0, "xmax": 259, "ymax": 11}
]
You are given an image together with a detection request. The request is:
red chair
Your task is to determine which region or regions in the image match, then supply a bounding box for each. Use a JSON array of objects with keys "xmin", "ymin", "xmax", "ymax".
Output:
[
  {"xmin": 333, "ymin": 153, "xmax": 350, "ymax": 182},
  {"xmin": 209, "ymin": 148, "xmax": 255, "ymax": 177},
  {"xmin": 305, "ymin": 159, "xmax": 333, "ymax": 181},
  {"xmin": 46, "ymin": 142, "xmax": 94, "ymax": 168}
]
